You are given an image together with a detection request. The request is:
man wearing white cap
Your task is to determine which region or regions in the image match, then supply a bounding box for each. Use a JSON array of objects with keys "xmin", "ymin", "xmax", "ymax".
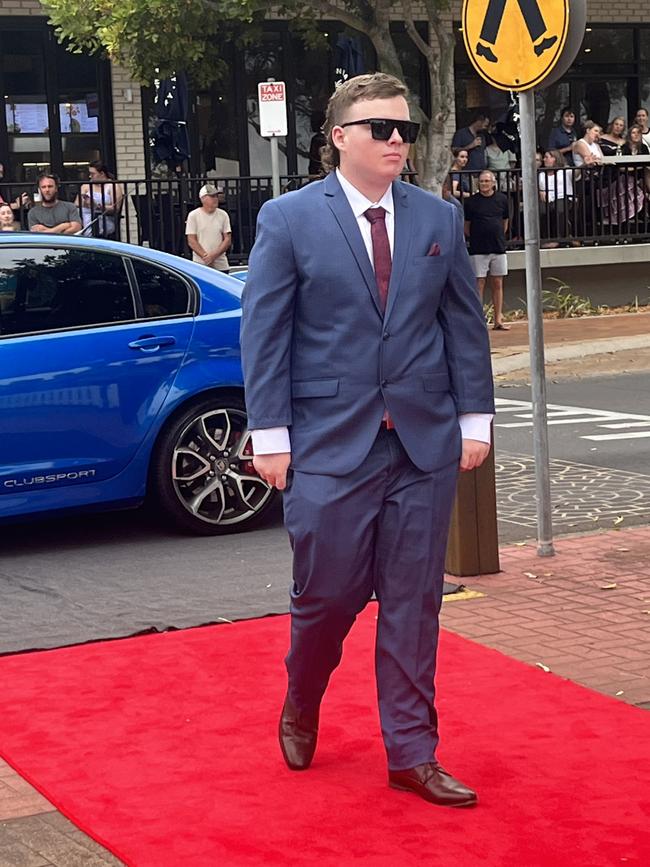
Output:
[{"xmin": 185, "ymin": 183, "xmax": 232, "ymax": 270}]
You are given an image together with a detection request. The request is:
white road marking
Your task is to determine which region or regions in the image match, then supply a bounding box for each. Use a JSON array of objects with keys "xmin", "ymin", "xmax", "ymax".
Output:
[
  {"xmin": 599, "ymin": 422, "xmax": 650, "ymax": 429},
  {"xmin": 499, "ymin": 417, "xmax": 630, "ymax": 427},
  {"xmin": 495, "ymin": 397, "xmax": 650, "ymax": 442},
  {"xmin": 583, "ymin": 431, "xmax": 650, "ymax": 441}
]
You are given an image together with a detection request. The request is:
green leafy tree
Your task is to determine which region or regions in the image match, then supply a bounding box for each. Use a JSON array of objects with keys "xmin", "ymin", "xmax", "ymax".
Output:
[
  {"xmin": 42, "ymin": 0, "xmax": 267, "ymax": 87},
  {"xmin": 43, "ymin": 0, "xmax": 457, "ymax": 190}
]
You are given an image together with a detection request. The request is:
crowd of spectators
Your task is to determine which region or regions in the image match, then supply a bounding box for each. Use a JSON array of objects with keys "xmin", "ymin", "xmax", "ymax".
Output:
[
  {"xmin": 448, "ymin": 107, "xmax": 650, "ymax": 247},
  {"xmin": 0, "ymin": 161, "xmax": 123, "ymax": 238},
  {"xmin": 448, "ymin": 107, "xmax": 650, "ymax": 323}
]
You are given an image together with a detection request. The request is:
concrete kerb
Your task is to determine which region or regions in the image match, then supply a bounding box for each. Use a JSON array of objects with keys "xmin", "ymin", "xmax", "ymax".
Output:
[{"xmin": 492, "ymin": 333, "xmax": 650, "ymax": 376}]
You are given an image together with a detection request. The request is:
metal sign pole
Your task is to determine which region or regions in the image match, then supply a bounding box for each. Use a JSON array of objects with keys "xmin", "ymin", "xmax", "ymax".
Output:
[
  {"xmin": 519, "ymin": 89, "xmax": 555, "ymax": 557},
  {"xmin": 270, "ymin": 136, "xmax": 281, "ymax": 199}
]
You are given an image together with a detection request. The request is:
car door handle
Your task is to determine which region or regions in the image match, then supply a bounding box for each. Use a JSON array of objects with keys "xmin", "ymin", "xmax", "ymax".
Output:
[{"xmin": 128, "ymin": 335, "xmax": 177, "ymax": 351}]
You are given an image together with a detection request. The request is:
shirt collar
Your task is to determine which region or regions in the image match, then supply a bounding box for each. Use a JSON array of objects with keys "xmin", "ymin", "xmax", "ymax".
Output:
[{"xmin": 336, "ymin": 168, "xmax": 394, "ymax": 219}]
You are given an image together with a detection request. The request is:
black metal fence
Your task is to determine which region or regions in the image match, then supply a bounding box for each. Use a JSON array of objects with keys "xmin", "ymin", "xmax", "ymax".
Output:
[
  {"xmin": 451, "ymin": 163, "xmax": 650, "ymax": 249},
  {"xmin": 1, "ymin": 175, "xmax": 309, "ymax": 265},
  {"xmin": 2, "ymin": 164, "xmax": 650, "ymax": 263}
]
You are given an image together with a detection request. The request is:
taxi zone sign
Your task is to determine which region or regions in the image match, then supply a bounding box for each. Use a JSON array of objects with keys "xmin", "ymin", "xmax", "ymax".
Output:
[{"xmin": 258, "ymin": 82, "xmax": 288, "ymax": 137}]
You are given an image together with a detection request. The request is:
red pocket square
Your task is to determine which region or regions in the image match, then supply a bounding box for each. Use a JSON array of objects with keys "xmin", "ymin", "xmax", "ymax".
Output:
[{"xmin": 427, "ymin": 243, "xmax": 441, "ymax": 256}]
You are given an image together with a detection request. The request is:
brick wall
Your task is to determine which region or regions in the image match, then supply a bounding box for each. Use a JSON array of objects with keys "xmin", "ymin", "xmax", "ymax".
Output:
[
  {"xmin": 110, "ymin": 64, "xmax": 146, "ymax": 180},
  {"xmin": 448, "ymin": 0, "xmax": 647, "ymax": 24},
  {"xmin": 0, "ymin": 0, "xmax": 43, "ymax": 15}
]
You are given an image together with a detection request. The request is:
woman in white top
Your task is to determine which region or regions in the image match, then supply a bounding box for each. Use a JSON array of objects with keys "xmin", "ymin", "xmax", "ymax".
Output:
[
  {"xmin": 76, "ymin": 161, "xmax": 124, "ymax": 238},
  {"xmin": 538, "ymin": 150, "xmax": 574, "ymax": 246},
  {"xmin": 572, "ymin": 122, "xmax": 605, "ymax": 235},
  {"xmin": 572, "ymin": 121, "xmax": 604, "ymax": 167}
]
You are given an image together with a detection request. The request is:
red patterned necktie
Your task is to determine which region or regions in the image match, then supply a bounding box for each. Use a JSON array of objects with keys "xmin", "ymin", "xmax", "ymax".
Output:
[
  {"xmin": 364, "ymin": 207, "xmax": 392, "ymax": 312},
  {"xmin": 365, "ymin": 207, "xmax": 395, "ymax": 429}
]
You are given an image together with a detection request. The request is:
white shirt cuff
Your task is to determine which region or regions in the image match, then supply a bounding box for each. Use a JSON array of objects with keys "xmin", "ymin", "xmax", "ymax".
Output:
[
  {"xmin": 251, "ymin": 417, "xmax": 492, "ymax": 453},
  {"xmin": 250, "ymin": 427, "xmax": 291, "ymax": 454},
  {"xmin": 459, "ymin": 413, "xmax": 493, "ymax": 444}
]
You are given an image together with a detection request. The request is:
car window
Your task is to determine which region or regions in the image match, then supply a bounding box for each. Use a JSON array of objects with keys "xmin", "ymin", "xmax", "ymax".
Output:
[
  {"xmin": 0, "ymin": 247, "xmax": 135, "ymax": 337},
  {"xmin": 131, "ymin": 258, "xmax": 191, "ymax": 319}
]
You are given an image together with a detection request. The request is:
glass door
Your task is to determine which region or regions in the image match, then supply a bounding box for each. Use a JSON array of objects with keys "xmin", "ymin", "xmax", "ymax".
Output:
[
  {"xmin": 54, "ymin": 39, "xmax": 103, "ymax": 181},
  {"xmin": 1, "ymin": 30, "xmax": 53, "ymax": 184}
]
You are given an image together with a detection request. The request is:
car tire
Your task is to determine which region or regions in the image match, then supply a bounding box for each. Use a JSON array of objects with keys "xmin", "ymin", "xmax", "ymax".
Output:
[{"xmin": 149, "ymin": 394, "xmax": 279, "ymax": 535}]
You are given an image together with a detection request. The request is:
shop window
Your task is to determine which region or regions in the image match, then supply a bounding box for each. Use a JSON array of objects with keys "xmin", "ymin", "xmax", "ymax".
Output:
[
  {"xmin": 292, "ymin": 33, "xmax": 331, "ymax": 176},
  {"xmin": 0, "ymin": 26, "xmax": 108, "ymax": 183},
  {"xmin": 195, "ymin": 53, "xmax": 240, "ymax": 177},
  {"xmin": 578, "ymin": 27, "xmax": 633, "ymax": 64}
]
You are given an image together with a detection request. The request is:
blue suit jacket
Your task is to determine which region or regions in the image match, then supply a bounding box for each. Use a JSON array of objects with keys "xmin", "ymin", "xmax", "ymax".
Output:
[{"xmin": 240, "ymin": 172, "xmax": 494, "ymax": 475}]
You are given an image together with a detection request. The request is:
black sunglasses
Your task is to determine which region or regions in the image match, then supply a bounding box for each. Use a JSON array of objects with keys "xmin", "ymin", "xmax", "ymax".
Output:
[{"xmin": 339, "ymin": 117, "xmax": 420, "ymax": 143}]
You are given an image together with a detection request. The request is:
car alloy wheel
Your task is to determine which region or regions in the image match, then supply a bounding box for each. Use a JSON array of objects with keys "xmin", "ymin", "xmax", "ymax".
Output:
[
  {"xmin": 150, "ymin": 395, "xmax": 278, "ymax": 535},
  {"xmin": 172, "ymin": 407, "xmax": 273, "ymax": 526}
]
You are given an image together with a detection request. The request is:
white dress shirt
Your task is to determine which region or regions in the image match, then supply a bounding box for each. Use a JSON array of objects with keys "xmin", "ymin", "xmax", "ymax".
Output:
[{"xmin": 251, "ymin": 168, "xmax": 492, "ymax": 455}]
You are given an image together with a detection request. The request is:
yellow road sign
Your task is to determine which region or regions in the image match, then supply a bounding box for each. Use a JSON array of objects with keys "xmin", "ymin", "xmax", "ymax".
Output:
[{"xmin": 462, "ymin": 0, "xmax": 571, "ymax": 91}]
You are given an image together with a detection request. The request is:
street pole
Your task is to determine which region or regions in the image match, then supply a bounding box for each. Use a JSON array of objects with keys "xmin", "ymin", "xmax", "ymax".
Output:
[
  {"xmin": 270, "ymin": 136, "xmax": 281, "ymax": 199},
  {"xmin": 518, "ymin": 89, "xmax": 555, "ymax": 557}
]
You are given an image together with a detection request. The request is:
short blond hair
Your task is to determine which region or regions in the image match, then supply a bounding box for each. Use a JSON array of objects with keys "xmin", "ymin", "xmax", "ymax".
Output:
[{"xmin": 320, "ymin": 73, "xmax": 409, "ymax": 173}]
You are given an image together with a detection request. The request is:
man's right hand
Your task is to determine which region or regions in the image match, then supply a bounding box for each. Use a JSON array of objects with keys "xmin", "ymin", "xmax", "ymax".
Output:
[{"xmin": 253, "ymin": 452, "xmax": 291, "ymax": 490}]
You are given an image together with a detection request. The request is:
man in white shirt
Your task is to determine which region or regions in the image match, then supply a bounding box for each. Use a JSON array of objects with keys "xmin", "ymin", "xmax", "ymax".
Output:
[
  {"xmin": 240, "ymin": 73, "xmax": 494, "ymax": 808},
  {"xmin": 185, "ymin": 184, "xmax": 232, "ymax": 270}
]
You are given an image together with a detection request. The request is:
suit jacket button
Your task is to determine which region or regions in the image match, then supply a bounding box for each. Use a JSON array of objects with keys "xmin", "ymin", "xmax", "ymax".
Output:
[
  {"xmin": 381, "ymin": 379, "xmax": 388, "ymax": 387},
  {"xmin": 383, "ymin": 331, "xmax": 390, "ymax": 340}
]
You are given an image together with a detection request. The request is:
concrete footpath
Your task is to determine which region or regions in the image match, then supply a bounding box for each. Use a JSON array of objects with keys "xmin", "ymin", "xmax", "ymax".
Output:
[
  {"xmin": 1, "ymin": 312, "xmax": 649, "ymax": 866},
  {"xmin": 491, "ymin": 310, "xmax": 650, "ymax": 379}
]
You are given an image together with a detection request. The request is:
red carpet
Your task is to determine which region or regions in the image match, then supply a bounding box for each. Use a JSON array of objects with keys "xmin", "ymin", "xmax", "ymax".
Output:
[{"xmin": 0, "ymin": 606, "xmax": 648, "ymax": 867}]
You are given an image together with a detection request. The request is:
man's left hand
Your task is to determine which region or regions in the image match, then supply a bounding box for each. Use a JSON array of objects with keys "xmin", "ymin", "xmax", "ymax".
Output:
[{"xmin": 460, "ymin": 439, "xmax": 490, "ymax": 472}]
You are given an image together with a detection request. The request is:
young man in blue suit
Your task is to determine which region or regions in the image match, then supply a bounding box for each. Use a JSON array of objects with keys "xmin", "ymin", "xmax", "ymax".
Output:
[{"xmin": 240, "ymin": 73, "xmax": 494, "ymax": 807}]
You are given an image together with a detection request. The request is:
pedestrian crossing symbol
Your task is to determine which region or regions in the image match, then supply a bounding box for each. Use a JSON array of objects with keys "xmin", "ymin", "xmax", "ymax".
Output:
[{"xmin": 462, "ymin": 0, "xmax": 571, "ymax": 91}]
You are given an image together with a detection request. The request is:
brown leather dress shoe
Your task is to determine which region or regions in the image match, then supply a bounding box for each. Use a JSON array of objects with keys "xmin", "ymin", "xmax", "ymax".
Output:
[
  {"xmin": 388, "ymin": 762, "xmax": 478, "ymax": 807},
  {"xmin": 278, "ymin": 696, "xmax": 319, "ymax": 771}
]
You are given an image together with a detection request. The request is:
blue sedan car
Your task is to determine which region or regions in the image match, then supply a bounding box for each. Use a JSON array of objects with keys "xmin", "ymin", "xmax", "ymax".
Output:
[{"xmin": 0, "ymin": 234, "xmax": 276, "ymax": 534}]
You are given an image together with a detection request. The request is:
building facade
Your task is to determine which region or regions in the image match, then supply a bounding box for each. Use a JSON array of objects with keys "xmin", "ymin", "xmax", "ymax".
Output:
[{"xmin": 0, "ymin": 2, "xmax": 648, "ymax": 185}]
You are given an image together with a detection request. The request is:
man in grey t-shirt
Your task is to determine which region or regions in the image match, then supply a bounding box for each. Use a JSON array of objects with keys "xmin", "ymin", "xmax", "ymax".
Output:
[{"xmin": 28, "ymin": 174, "xmax": 81, "ymax": 234}]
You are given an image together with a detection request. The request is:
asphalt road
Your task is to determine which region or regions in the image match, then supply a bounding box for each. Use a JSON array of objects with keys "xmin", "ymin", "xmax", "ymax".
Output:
[
  {"xmin": 495, "ymin": 373, "xmax": 650, "ymax": 473},
  {"xmin": 2, "ymin": 372, "xmax": 649, "ymax": 653},
  {"xmin": 495, "ymin": 372, "xmax": 650, "ymax": 544}
]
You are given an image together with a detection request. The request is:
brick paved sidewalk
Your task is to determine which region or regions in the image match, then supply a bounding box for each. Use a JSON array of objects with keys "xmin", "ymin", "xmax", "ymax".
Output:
[
  {"xmin": 489, "ymin": 310, "xmax": 650, "ymax": 356},
  {"xmin": 442, "ymin": 524, "xmax": 650, "ymax": 708},
  {"xmin": 1, "ymin": 523, "xmax": 648, "ymax": 866}
]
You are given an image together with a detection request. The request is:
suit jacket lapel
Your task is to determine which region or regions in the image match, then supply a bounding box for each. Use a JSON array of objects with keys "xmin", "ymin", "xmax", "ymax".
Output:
[
  {"xmin": 323, "ymin": 172, "xmax": 383, "ymax": 317},
  {"xmin": 384, "ymin": 181, "xmax": 413, "ymax": 323}
]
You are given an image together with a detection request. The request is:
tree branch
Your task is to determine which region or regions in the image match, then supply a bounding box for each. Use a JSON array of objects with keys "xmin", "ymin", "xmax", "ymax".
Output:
[
  {"xmin": 304, "ymin": 0, "xmax": 370, "ymax": 33},
  {"xmin": 423, "ymin": 1, "xmax": 454, "ymax": 126},
  {"xmin": 401, "ymin": 0, "xmax": 435, "ymax": 63},
  {"xmin": 423, "ymin": 0, "xmax": 454, "ymax": 57}
]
